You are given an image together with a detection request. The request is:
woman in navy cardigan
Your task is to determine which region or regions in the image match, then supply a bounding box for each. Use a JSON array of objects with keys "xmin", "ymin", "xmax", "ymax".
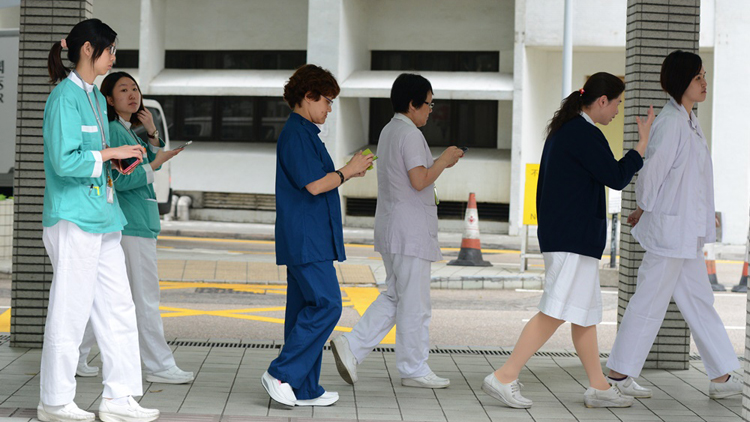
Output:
[{"xmin": 482, "ymin": 73, "xmax": 654, "ymax": 409}]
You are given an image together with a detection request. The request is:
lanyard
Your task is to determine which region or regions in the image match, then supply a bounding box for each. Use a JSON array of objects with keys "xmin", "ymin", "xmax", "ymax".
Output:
[
  {"xmin": 73, "ymin": 70, "xmax": 107, "ymax": 150},
  {"xmin": 72, "ymin": 70, "xmax": 112, "ymax": 187},
  {"xmin": 118, "ymin": 119, "xmax": 144, "ymax": 147}
]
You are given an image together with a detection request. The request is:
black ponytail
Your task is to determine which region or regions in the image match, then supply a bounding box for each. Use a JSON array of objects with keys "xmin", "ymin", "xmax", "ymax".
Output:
[
  {"xmin": 47, "ymin": 18, "xmax": 117, "ymax": 83},
  {"xmin": 545, "ymin": 72, "xmax": 625, "ymax": 138}
]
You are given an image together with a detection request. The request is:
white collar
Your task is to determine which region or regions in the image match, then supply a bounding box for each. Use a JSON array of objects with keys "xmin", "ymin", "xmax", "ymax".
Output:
[
  {"xmin": 118, "ymin": 115, "xmax": 132, "ymax": 130},
  {"xmin": 579, "ymin": 111, "xmax": 596, "ymax": 126},
  {"xmin": 67, "ymin": 71, "xmax": 95, "ymax": 93},
  {"xmin": 668, "ymin": 96, "xmax": 699, "ymax": 124},
  {"xmin": 393, "ymin": 113, "xmax": 417, "ymax": 128}
]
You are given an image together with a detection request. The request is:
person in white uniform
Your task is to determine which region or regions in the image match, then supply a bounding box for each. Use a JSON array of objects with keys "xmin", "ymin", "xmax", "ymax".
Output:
[
  {"xmin": 606, "ymin": 50, "xmax": 742, "ymax": 400},
  {"xmin": 482, "ymin": 72, "xmax": 655, "ymax": 409},
  {"xmin": 330, "ymin": 73, "xmax": 464, "ymax": 389},
  {"xmin": 40, "ymin": 19, "xmax": 159, "ymax": 422},
  {"xmin": 75, "ymin": 71, "xmax": 193, "ymax": 385}
]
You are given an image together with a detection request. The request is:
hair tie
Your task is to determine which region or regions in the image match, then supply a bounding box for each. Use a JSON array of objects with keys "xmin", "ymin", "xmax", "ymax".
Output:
[
  {"xmin": 60, "ymin": 38, "xmax": 67, "ymax": 49},
  {"xmin": 579, "ymin": 88, "xmax": 585, "ymax": 96}
]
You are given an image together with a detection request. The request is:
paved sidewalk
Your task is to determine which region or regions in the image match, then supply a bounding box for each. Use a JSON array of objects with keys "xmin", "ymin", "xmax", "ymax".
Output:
[{"xmin": 0, "ymin": 337, "xmax": 742, "ymax": 422}]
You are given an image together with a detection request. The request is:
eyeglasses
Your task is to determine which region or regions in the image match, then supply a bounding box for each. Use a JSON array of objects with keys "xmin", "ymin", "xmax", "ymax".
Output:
[
  {"xmin": 108, "ymin": 44, "xmax": 117, "ymax": 56},
  {"xmin": 322, "ymin": 96, "xmax": 334, "ymax": 106},
  {"xmin": 424, "ymin": 102, "xmax": 434, "ymax": 110}
]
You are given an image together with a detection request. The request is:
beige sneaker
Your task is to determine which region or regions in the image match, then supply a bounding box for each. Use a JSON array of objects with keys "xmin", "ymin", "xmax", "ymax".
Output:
[
  {"xmin": 584, "ymin": 386, "xmax": 634, "ymax": 408},
  {"xmin": 401, "ymin": 372, "xmax": 450, "ymax": 389},
  {"xmin": 37, "ymin": 402, "xmax": 95, "ymax": 422},
  {"xmin": 607, "ymin": 376, "xmax": 652, "ymax": 398},
  {"xmin": 98, "ymin": 396, "xmax": 159, "ymax": 422},
  {"xmin": 481, "ymin": 374, "xmax": 532, "ymax": 409},
  {"xmin": 709, "ymin": 375, "xmax": 742, "ymax": 399},
  {"xmin": 331, "ymin": 336, "xmax": 358, "ymax": 384}
]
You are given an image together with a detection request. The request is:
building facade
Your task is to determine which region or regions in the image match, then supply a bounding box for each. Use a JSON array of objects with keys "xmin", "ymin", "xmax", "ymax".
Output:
[{"xmin": 1, "ymin": 0, "xmax": 748, "ymax": 243}]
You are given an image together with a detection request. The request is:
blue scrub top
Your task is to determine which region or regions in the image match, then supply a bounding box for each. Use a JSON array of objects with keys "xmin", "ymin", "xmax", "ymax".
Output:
[{"xmin": 275, "ymin": 112, "xmax": 346, "ymax": 266}]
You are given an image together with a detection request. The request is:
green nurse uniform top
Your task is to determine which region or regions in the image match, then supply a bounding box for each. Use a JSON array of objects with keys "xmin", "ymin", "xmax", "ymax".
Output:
[
  {"xmin": 108, "ymin": 117, "xmax": 165, "ymax": 239},
  {"xmin": 42, "ymin": 72, "xmax": 127, "ymax": 233}
]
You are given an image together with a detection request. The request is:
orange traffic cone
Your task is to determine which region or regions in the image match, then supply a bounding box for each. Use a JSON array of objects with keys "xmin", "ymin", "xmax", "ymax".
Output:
[
  {"xmin": 448, "ymin": 193, "xmax": 491, "ymax": 267},
  {"xmin": 732, "ymin": 238, "xmax": 749, "ymax": 293},
  {"xmin": 704, "ymin": 245, "xmax": 726, "ymax": 292}
]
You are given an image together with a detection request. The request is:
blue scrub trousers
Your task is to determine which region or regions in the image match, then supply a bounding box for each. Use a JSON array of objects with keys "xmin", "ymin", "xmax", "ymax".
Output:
[{"xmin": 268, "ymin": 260, "xmax": 342, "ymax": 400}]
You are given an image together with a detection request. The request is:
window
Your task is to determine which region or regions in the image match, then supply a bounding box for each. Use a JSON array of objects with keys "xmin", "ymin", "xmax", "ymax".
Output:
[
  {"xmin": 114, "ymin": 50, "xmax": 306, "ymax": 70},
  {"xmin": 114, "ymin": 50, "xmax": 139, "ymax": 68},
  {"xmin": 371, "ymin": 51, "xmax": 499, "ymax": 72},
  {"xmin": 369, "ymin": 98, "xmax": 498, "ymax": 148},
  {"xmin": 165, "ymin": 50, "xmax": 306, "ymax": 70},
  {"xmin": 148, "ymin": 96, "xmax": 290, "ymax": 142}
]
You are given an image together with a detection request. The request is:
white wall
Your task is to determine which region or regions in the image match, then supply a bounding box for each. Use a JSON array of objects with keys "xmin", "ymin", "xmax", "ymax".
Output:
[
  {"xmin": 365, "ymin": 0, "xmax": 514, "ymax": 71},
  {"xmin": 164, "ymin": 0, "xmax": 307, "ymax": 50},
  {"xmin": 711, "ymin": 0, "xmax": 750, "ymax": 245},
  {"xmin": 525, "ymin": 0, "xmax": 715, "ymax": 49},
  {"xmin": 94, "ymin": 0, "xmax": 140, "ymax": 49}
]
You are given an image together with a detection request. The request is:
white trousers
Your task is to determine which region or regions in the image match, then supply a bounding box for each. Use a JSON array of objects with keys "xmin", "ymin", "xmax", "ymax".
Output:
[
  {"xmin": 607, "ymin": 251, "xmax": 740, "ymax": 379},
  {"xmin": 79, "ymin": 235, "xmax": 176, "ymax": 374},
  {"xmin": 41, "ymin": 220, "xmax": 142, "ymax": 405},
  {"xmin": 344, "ymin": 253, "xmax": 432, "ymax": 378}
]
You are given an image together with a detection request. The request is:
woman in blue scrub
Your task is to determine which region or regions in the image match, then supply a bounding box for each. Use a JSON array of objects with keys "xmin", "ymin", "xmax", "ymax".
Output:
[
  {"xmin": 41, "ymin": 19, "xmax": 159, "ymax": 422},
  {"xmin": 261, "ymin": 64, "xmax": 373, "ymax": 407}
]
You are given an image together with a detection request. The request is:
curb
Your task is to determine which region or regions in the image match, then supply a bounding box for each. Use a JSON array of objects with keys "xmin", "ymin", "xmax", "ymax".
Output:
[{"xmin": 430, "ymin": 274, "xmax": 544, "ymax": 290}]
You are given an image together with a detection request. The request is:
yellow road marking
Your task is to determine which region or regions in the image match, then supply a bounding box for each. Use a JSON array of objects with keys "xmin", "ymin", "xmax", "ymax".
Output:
[{"xmin": 152, "ymin": 282, "xmax": 389, "ymax": 341}]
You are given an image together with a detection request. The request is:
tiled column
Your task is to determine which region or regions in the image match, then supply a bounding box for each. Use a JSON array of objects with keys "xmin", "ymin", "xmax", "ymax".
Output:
[
  {"xmin": 617, "ymin": 0, "xmax": 700, "ymax": 370},
  {"xmin": 12, "ymin": 0, "xmax": 92, "ymax": 348}
]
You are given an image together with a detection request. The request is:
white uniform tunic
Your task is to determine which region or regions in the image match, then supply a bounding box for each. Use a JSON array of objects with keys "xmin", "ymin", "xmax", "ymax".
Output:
[
  {"xmin": 607, "ymin": 98, "xmax": 740, "ymax": 379},
  {"xmin": 345, "ymin": 113, "xmax": 440, "ymax": 379},
  {"xmin": 40, "ymin": 72, "xmax": 142, "ymax": 405}
]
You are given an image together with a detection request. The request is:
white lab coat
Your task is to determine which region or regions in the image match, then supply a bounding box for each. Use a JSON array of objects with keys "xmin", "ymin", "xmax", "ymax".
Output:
[
  {"xmin": 607, "ymin": 98, "xmax": 739, "ymax": 379},
  {"xmin": 631, "ymin": 97, "xmax": 715, "ymax": 259}
]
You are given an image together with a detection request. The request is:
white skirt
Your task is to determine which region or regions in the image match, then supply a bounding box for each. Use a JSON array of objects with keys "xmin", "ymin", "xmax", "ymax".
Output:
[{"xmin": 537, "ymin": 252, "xmax": 602, "ymax": 327}]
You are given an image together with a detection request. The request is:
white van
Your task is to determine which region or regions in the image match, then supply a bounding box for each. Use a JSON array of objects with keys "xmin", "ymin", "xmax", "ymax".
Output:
[{"xmin": 132, "ymin": 99, "xmax": 173, "ymax": 215}]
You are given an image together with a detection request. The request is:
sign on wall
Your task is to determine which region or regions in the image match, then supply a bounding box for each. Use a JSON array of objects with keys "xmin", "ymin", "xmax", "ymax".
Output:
[{"xmin": 522, "ymin": 163, "xmax": 539, "ymax": 226}]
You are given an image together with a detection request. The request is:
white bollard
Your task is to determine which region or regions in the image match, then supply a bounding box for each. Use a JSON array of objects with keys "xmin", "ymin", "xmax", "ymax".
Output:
[{"xmin": 177, "ymin": 195, "xmax": 192, "ymax": 221}]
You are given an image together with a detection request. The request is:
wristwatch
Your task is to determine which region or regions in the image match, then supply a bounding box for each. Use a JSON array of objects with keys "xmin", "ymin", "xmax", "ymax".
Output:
[{"xmin": 148, "ymin": 129, "xmax": 159, "ymax": 139}]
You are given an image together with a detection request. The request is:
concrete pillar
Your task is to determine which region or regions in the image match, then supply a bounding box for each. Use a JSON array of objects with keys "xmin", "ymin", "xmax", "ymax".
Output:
[
  {"xmin": 138, "ymin": 0, "xmax": 164, "ymax": 94},
  {"xmin": 12, "ymin": 1, "xmax": 93, "ymax": 348},
  {"xmin": 508, "ymin": 0, "xmax": 526, "ymax": 236},
  {"xmin": 618, "ymin": 0, "xmax": 700, "ymax": 371},
  {"xmin": 307, "ymin": 0, "xmax": 369, "ymax": 222}
]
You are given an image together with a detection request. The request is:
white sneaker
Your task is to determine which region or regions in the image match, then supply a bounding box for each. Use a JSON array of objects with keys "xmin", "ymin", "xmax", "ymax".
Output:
[
  {"xmin": 296, "ymin": 391, "xmax": 339, "ymax": 407},
  {"xmin": 331, "ymin": 336, "xmax": 358, "ymax": 384},
  {"xmin": 75, "ymin": 361, "xmax": 99, "ymax": 377},
  {"xmin": 145, "ymin": 365, "xmax": 195, "ymax": 384},
  {"xmin": 709, "ymin": 375, "xmax": 743, "ymax": 399},
  {"xmin": 37, "ymin": 401, "xmax": 95, "ymax": 422},
  {"xmin": 261, "ymin": 371, "xmax": 297, "ymax": 406},
  {"xmin": 584, "ymin": 386, "xmax": 634, "ymax": 408},
  {"xmin": 607, "ymin": 376, "xmax": 652, "ymax": 398},
  {"xmin": 481, "ymin": 374, "xmax": 532, "ymax": 409},
  {"xmin": 401, "ymin": 372, "xmax": 450, "ymax": 389},
  {"xmin": 98, "ymin": 397, "xmax": 159, "ymax": 422}
]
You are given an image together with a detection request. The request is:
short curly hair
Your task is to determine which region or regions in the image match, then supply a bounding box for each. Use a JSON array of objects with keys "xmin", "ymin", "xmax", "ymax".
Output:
[{"xmin": 283, "ymin": 64, "xmax": 340, "ymax": 109}]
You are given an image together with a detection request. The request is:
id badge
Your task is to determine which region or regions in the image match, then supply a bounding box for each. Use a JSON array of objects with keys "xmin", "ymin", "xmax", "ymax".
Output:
[
  {"xmin": 434, "ymin": 185, "xmax": 440, "ymax": 205},
  {"xmin": 107, "ymin": 185, "xmax": 114, "ymax": 204}
]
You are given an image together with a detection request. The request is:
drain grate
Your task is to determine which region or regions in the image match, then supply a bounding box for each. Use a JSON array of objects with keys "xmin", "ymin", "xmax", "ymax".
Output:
[{"xmin": 165, "ymin": 340, "xmax": 707, "ymax": 361}]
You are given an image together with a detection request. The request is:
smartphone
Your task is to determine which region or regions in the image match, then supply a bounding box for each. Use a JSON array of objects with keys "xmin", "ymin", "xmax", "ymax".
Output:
[
  {"xmin": 118, "ymin": 156, "xmax": 142, "ymax": 174},
  {"xmin": 174, "ymin": 140, "xmax": 193, "ymax": 150},
  {"xmin": 458, "ymin": 146, "xmax": 469, "ymax": 152}
]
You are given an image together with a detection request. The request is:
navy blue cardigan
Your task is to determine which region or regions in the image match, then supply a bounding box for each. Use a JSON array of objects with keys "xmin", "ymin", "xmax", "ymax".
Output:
[{"xmin": 537, "ymin": 116, "xmax": 643, "ymax": 259}]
